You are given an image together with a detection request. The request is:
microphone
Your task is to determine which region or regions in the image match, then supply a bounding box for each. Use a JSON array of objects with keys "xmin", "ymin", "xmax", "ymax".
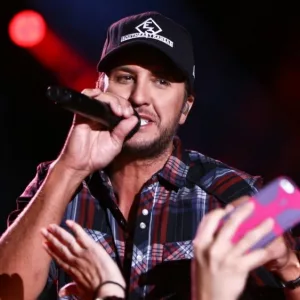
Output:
[{"xmin": 46, "ymin": 85, "xmax": 141, "ymax": 140}]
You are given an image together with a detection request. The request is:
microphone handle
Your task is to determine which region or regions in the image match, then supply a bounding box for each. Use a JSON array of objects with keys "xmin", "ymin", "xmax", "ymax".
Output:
[{"xmin": 46, "ymin": 86, "xmax": 140, "ymax": 139}]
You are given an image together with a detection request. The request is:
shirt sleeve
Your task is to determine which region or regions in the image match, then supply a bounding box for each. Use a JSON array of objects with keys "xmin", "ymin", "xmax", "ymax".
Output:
[{"xmin": 7, "ymin": 161, "xmax": 52, "ymax": 227}]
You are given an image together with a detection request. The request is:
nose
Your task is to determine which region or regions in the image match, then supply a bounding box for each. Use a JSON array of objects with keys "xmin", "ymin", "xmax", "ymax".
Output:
[{"xmin": 129, "ymin": 78, "xmax": 150, "ymax": 107}]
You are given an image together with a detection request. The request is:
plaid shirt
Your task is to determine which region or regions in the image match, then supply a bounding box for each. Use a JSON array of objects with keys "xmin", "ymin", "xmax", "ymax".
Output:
[{"xmin": 8, "ymin": 137, "xmax": 298, "ymax": 299}]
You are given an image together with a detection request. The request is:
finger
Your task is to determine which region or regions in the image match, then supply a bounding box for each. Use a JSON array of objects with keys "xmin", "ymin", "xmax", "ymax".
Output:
[
  {"xmin": 94, "ymin": 92, "xmax": 134, "ymax": 118},
  {"xmin": 230, "ymin": 217, "xmax": 274, "ymax": 256},
  {"xmin": 230, "ymin": 195, "xmax": 251, "ymax": 207},
  {"xmin": 101, "ymin": 92, "xmax": 134, "ymax": 118},
  {"xmin": 110, "ymin": 115, "xmax": 139, "ymax": 146},
  {"xmin": 66, "ymin": 220, "xmax": 118, "ymax": 264},
  {"xmin": 66, "ymin": 220, "xmax": 112, "ymax": 259},
  {"xmin": 41, "ymin": 227, "xmax": 78, "ymax": 261},
  {"xmin": 65, "ymin": 220, "xmax": 94, "ymax": 249},
  {"xmin": 193, "ymin": 208, "xmax": 227, "ymax": 251},
  {"xmin": 82, "ymin": 88, "xmax": 123, "ymax": 118},
  {"xmin": 265, "ymin": 235, "xmax": 285, "ymax": 251},
  {"xmin": 45, "ymin": 224, "xmax": 82, "ymax": 255},
  {"xmin": 59, "ymin": 282, "xmax": 79, "ymax": 297},
  {"xmin": 264, "ymin": 236, "xmax": 288, "ymax": 262},
  {"xmin": 42, "ymin": 241, "xmax": 89, "ymax": 287},
  {"xmin": 81, "ymin": 88, "xmax": 102, "ymax": 98},
  {"xmin": 239, "ymin": 248, "xmax": 270, "ymax": 271},
  {"xmin": 214, "ymin": 201, "xmax": 255, "ymax": 248}
]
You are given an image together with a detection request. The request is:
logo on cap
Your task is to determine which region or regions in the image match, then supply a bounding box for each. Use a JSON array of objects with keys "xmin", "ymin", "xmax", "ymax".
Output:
[
  {"xmin": 136, "ymin": 18, "xmax": 162, "ymax": 35},
  {"xmin": 120, "ymin": 18, "xmax": 173, "ymax": 47}
]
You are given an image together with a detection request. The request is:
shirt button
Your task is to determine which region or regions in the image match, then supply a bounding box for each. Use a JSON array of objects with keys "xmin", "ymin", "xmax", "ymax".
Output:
[
  {"xmin": 140, "ymin": 222, "xmax": 146, "ymax": 229},
  {"xmin": 142, "ymin": 209, "xmax": 149, "ymax": 216},
  {"xmin": 137, "ymin": 255, "xmax": 143, "ymax": 262}
]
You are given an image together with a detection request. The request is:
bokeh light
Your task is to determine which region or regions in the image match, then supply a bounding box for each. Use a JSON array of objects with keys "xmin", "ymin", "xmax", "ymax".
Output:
[{"xmin": 8, "ymin": 10, "xmax": 46, "ymax": 48}]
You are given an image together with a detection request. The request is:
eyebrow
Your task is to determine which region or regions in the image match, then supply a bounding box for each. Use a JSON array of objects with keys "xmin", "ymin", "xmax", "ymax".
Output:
[
  {"xmin": 111, "ymin": 66, "xmax": 172, "ymax": 77},
  {"xmin": 111, "ymin": 66, "xmax": 134, "ymax": 73},
  {"xmin": 110, "ymin": 65, "xmax": 184, "ymax": 82}
]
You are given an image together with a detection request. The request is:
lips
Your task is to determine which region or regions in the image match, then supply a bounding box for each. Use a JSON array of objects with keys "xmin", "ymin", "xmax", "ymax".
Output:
[
  {"xmin": 140, "ymin": 118, "xmax": 149, "ymax": 126},
  {"xmin": 138, "ymin": 114, "xmax": 155, "ymax": 126}
]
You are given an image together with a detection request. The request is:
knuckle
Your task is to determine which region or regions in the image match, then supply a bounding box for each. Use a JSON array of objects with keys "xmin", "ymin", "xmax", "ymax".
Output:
[
  {"xmin": 81, "ymin": 88, "xmax": 94, "ymax": 95},
  {"xmin": 192, "ymin": 238, "xmax": 198, "ymax": 248},
  {"xmin": 245, "ymin": 230, "xmax": 260, "ymax": 243},
  {"xmin": 79, "ymin": 247, "xmax": 89, "ymax": 258},
  {"xmin": 65, "ymin": 263, "xmax": 73, "ymax": 274},
  {"xmin": 114, "ymin": 95, "xmax": 130, "ymax": 107},
  {"xmin": 192, "ymin": 239, "xmax": 203, "ymax": 252},
  {"xmin": 222, "ymin": 255, "xmax": 234, "ymax": 267},
  {"xmin": 67, "ymin": 241, "xmax": 76, "ymax": 252},
  {"xmin": 91, "ymin": 277, "xmax": 100, "ymax": 289},
  {"xmin": 72, "ymin": 257, "xmax": 81, "ymax": 268},
  {"xmin": 57, "ymin": 245, "xmax": 65, "ymax": 255},
  {"xmin": 209, "ymin": 245, "xmax": 220, "ymax": 261}
]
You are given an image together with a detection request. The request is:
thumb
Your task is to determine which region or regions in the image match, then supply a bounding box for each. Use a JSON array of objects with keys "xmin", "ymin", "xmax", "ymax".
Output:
[
  {"xmin": 111, "ymin": 115, "xmax": 139, "ymax": 146},
  {"xmin": 59, "ymin": 282, "xmax": 79, "ymax": 297}
]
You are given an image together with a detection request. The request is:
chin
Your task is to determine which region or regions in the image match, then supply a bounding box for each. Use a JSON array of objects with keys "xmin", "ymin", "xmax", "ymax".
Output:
[
  {"xmin": 121, "ymin": 120, "xmax": 180, "ymax": 159},
  {"xmin": 122, "ymin": 134, "xmax": 172, "ymax": 159}
]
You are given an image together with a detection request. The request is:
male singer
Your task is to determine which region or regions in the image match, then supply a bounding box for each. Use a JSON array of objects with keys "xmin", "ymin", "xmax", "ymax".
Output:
[{"xmin": 1, "ymin": 11, "xmax": 300, "ymax": 300}]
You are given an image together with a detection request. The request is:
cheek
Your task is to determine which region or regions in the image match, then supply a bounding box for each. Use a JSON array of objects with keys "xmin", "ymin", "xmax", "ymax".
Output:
[
  {"xmin": 105, "ymin": 82, "xmax": 132, "ymax": 99},
  {"xmin": 154, "ymin": 93, "xmax": 184, "ymax": 121}
]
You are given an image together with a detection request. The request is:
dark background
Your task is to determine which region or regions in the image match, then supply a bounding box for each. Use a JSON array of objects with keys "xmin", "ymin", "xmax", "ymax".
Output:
[{"xmin": 1, "ymin": 0, "xmax": 300, "ymax": 234}]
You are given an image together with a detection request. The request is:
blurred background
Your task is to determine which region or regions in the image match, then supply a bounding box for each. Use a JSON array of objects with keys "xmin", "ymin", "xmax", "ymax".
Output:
[{"xmin": 1, "ymin": 0, "xmax": 300, "ymax": 234}]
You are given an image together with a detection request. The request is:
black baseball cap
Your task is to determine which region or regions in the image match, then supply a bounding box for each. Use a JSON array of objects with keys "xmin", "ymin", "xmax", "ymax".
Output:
[{"xmin": 97, "ymin": 11, "xmax": 195, "ymax": 92}]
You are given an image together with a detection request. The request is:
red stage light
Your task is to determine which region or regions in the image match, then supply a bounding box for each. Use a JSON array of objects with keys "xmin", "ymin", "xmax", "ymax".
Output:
[{"xmin": 8, "ymin": 10, "xmax": 46, "ymax": 48}]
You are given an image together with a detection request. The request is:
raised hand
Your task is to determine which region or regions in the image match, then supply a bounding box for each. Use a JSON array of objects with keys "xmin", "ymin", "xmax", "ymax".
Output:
[
  {"xmin": 192, "ymin": 202, "xmax": 275, "ymax": 300},
  {"xmin": 57, "ymin": 88, "xmax": 138, "ymax": 178},
  {"xmin": 41, "ymin": 220, "xmax": 126, "ymax": 300}
]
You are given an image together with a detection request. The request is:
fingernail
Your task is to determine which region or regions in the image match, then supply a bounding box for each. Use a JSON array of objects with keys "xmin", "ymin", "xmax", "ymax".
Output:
[
  {"xmin": 225, "ymin": 204, "xmax": 234, "ymax": 213},
  {"xmin": 41, "ymin": 228, "xmax": 48, "ymax": 236},
  {"xmin": 246, "ymin": 201, "xmax": 255, "ymax": 209},
  {"xmin": 118, "ymin": 105, "xmax": 122, "ymax": 114},
  {"xmin": 58, "ymin": 290, "xmax": 66, "ymax": 297},
  {"xmin": 47, "ymin": 224, "xmax": 55, "ymax": 232},
  {"xmin": 126, "ymin": 107, "xmax": 132, "ymax": 116},
  {"xmin": 265, "ymin": 217, "xmax": 275, "ymax": 228},
  {"xmin": 66, "ymin": 220, "xmax": 73, "ymax": 227},
  {"xmin": 42, "ymin": 241, "xmax": 49, "ymax": 249}
]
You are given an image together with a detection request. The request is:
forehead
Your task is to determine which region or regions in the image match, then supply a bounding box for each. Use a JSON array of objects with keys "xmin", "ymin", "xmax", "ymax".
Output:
[{"xmin": 104, "ymin": 45, "xmax": 185, "ymax": 80}]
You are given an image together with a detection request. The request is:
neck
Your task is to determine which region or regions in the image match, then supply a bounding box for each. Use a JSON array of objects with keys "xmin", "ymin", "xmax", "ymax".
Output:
[{"xmin": 107, "ymin": 144, "xmax": 173, "ymax": 218}]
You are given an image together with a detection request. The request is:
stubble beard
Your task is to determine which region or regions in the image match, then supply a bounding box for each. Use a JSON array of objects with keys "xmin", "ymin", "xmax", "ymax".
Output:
[{"xmin": 122, "ymin": 115, "xmax": 181, "ymax": 160}]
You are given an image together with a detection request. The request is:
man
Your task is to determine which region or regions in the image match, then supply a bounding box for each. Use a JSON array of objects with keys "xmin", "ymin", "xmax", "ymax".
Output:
[{"xmin": 0, "ymin": 11, "xmax": 300, "ymax": 300}]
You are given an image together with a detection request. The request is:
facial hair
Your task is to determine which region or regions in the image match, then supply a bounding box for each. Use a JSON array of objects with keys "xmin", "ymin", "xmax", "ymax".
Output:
[{"xmin": 122, "ymin": 112, "xmax": 182, "ymax": 159}]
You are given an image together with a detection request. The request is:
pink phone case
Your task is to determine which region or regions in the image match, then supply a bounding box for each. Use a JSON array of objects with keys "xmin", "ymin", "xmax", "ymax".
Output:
[{"xmin": 223, "ymin": 176, "xmax": 300, "ymax": 251}]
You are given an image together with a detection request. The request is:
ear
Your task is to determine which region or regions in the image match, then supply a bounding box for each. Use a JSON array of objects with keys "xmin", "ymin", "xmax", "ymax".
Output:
[
  {"xmin": 102, "ymin": 74, "xmax": 109, "ymax": 91},
  {"xmin": 179, "ymin": 94, "xmax": 194, "ymax": 125},
  {"xmin": 97, "ymin": 73, "xmax": 109, "ymax": 92}
]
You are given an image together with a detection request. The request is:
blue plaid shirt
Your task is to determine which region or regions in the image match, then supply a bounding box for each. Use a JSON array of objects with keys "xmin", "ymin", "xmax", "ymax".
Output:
[{"xmin": 8, "ymin": 136, "xmax": 296, "ymax": 299}]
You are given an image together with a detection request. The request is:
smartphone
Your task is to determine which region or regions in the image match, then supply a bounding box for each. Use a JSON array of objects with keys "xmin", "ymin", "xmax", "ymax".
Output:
[{"xmin": 222, "ymin": 176, "xmax": 300, "ymax": 251}]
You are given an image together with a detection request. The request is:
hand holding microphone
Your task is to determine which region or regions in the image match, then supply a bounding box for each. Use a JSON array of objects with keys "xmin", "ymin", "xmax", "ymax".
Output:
[
  {"xmin": 46, "ymin": 86, "xmax": 140, "ymax": 177},
  {"xmin": 46, "ymin": 86, "xmax": 140, "ymax": 139}
]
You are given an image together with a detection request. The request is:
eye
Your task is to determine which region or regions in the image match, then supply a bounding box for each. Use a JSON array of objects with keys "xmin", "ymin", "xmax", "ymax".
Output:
[
  {"xmin": 156, "ymin": 78, "xmax": 171, "ymax": 86},
  {"xmin": 116, "ymin": 74, "xmax": 134, "ymax": 84}
]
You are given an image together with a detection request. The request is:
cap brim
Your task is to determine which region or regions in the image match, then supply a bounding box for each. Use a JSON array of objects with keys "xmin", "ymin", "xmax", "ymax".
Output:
[{"xmin": 97, "ymin": 39, "xmax": 188, "ymax": 80}]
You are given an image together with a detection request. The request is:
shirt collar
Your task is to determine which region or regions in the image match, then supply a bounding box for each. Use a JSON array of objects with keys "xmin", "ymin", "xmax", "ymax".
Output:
[
  {"xmin": 96, "ymin": 136, "xmax": 190, "ymax": 190},
  {"xmin": 157, "ymin": 136, "xmax": 191, "ymax": 189}
]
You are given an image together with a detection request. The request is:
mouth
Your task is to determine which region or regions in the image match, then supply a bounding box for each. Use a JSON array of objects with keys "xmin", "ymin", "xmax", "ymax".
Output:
[
  {"xmin": 140, "ymin": 118, "xmax": 151, "ymax": 126},
  {"xmin": 138, "ymin": 113, "xmax": 155, "ymax": 127}
]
